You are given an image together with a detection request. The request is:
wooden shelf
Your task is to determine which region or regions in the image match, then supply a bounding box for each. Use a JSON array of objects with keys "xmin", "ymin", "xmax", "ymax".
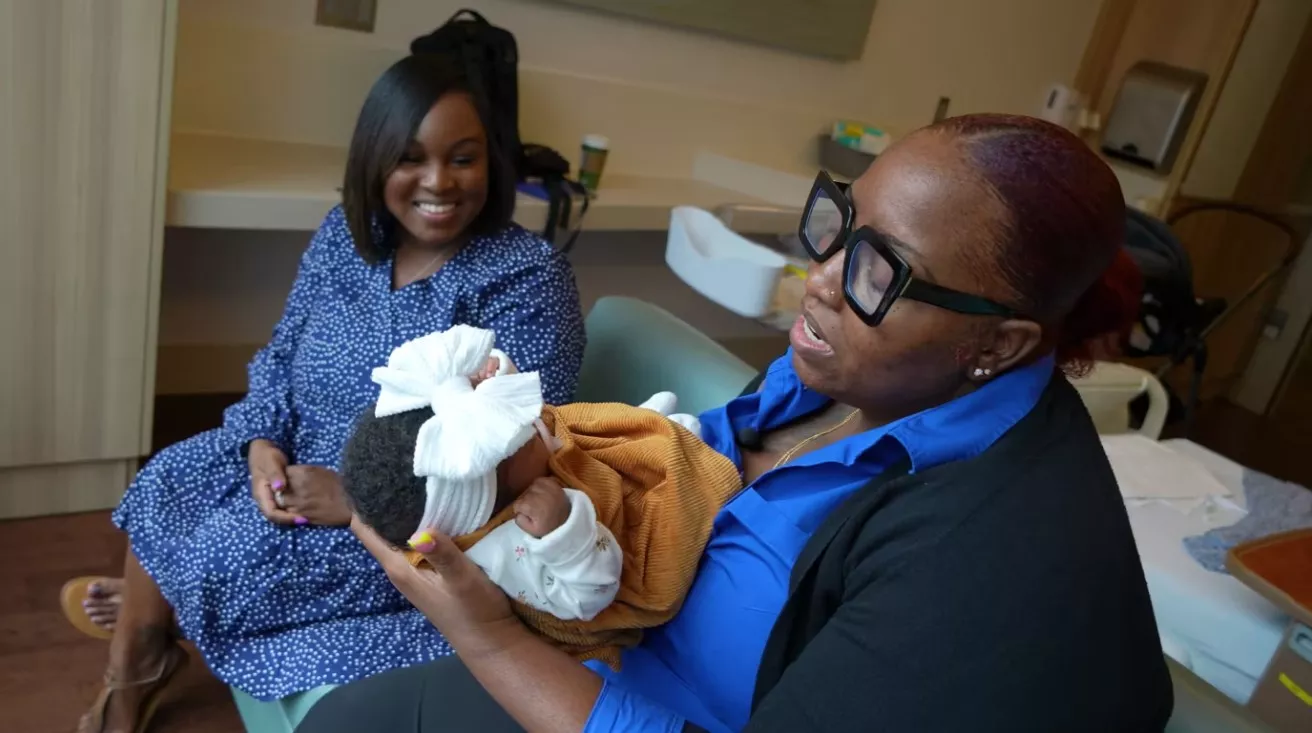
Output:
[{"xmin": 166, "ymin": 133, "xmax": 765, "ymax": 232}]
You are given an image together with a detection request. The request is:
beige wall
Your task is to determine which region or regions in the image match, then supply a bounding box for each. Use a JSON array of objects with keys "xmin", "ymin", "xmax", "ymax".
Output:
[
  {"xmin": 159, "ymin": 0, "xmax": 1103, "ymax": 394},
  {"xmin": 1182, "ymin": 0, "xmax": 1312, "ymax": 200},
  {"xmin": 173, "ymin": 0, "xmax": 1100, "ymax": 179}
]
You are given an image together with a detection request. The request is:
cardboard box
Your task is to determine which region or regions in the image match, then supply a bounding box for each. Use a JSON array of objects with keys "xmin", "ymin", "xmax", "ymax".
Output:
[
  {"xmin": 1227, "ymin": 529, "xmax": 1312, "ymax": 733},
  {"xmin": 1247, "ymin": 623, "xmax": 1312, "ymax": 733}
]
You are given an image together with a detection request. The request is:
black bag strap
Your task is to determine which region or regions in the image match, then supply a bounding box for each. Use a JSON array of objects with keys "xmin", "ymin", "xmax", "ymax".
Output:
[
  {"xmin": 542, "ymin": 178, "xmax": 591, "ymax": 254},
  {"xmin": 446, "ymin": 8, "xmax": 489, "ymax": 25}
]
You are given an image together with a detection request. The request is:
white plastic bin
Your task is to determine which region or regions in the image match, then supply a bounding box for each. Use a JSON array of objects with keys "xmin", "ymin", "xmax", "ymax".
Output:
[{"xmin": 665, "ymin": 206, "xmax": 787, "ymax": 319}]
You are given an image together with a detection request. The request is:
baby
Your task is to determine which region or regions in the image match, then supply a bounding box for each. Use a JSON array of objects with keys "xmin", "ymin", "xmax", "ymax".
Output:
[{"xmin": 341, "ymin": 325, "xmax": 742, "ymax": 666}]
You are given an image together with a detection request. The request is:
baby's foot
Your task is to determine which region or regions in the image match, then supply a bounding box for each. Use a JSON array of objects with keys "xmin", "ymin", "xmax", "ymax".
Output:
[
  {"xmin": 84, "ymin": 578, "xmax": 124, "ymax": 632},
  {"xmin": 667, "ymin": 413, "xmax": 703, "ymax": 439},
  {"xmin": 638, "ymin": 391, "xmax": 678, "ymax": 416}
]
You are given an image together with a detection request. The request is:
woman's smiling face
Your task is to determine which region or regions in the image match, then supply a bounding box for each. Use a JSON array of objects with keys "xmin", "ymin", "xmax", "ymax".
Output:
[{"xmin": 383, "ymin": 91, "xmax": 490, "ymax": 249}]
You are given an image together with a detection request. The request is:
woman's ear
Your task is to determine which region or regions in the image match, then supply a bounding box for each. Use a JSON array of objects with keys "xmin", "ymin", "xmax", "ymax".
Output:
[{"xmin": 971, "ymin": 319, "xmax": 1043, "ymax": 381}]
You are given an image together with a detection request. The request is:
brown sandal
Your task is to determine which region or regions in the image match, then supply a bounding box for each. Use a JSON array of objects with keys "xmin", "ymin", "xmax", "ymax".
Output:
[
  {"xmin": 80, "ymin": 645, "xmax": 187, "ymax": 733},
  {"xmin": 61, "ymin": 576, "xmax": 116, "ymax": 641}
]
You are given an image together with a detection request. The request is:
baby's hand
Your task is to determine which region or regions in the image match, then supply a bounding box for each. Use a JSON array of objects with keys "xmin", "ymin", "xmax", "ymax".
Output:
[
  {"xmin": 469, "ymin": 351, "xmax": 518, "ymax": 387},
  {"xmin": 469, "ymin": 357, "xmax": 501, "ymax": 388},
  {"xmin": 513, "ymin": 477, "xmax": 571, "ymax": 538}
]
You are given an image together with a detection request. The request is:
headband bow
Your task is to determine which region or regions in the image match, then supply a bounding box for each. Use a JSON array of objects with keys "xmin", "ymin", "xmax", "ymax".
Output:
[{"xmin": 370, "ymin": 325, "xmax": 543, "ymax": 537}]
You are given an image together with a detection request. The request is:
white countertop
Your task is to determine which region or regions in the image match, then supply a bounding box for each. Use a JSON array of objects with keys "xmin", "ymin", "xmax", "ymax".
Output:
[{"xmin": 166, "ymin": 133, "xmax": 767, "ymax": 232}]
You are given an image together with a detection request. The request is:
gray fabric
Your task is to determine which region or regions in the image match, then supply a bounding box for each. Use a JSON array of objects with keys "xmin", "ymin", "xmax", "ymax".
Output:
[
  {"xmin": 1184, "ymin": 470, "xmax": 1312, "ymax": 572},
  {"xmin": 296, "ymin": 656, "xmax": 523, "ymax": 733}
]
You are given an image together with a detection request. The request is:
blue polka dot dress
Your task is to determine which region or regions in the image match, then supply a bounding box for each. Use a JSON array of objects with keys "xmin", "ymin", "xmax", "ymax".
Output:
[{"xmin": 112, "ymin": 206, "xmax": 585, "ymax": 700}]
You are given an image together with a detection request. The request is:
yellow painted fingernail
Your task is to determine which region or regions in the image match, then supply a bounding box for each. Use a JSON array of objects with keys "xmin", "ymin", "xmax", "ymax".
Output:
[{"xmin": 408, "ymin": 531, "xmax": 435, "ymax": 552}]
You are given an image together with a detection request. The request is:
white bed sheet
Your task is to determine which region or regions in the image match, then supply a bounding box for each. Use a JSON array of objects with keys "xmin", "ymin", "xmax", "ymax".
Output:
[{"xmin": 1120, "ymin": 439, "xmax": 1287, "ymax": 705}]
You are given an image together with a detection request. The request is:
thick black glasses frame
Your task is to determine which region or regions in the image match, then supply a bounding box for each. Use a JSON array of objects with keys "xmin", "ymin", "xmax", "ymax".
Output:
[{"xmin": 799, "ymin": 171, "xmax": 1020, "ymax": 326}]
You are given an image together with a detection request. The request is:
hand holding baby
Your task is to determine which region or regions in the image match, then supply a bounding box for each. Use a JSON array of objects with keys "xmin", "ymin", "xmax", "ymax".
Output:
[{"xmin": 512, "ymin": 476, "xmax": 571, "ymax": 538}]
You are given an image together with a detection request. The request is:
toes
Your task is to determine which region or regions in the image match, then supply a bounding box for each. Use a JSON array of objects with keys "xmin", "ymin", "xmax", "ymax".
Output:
[
  {"xmin": 83, "ymin": 602, "xmax": 115, "ymax": 617},
  {"xmin": 87, "ymin": 579, "xmax": 125, "ymax": 599},
  {"xmin": 83, "ymin": 595, "xmax": 122, "ymax": 611}
]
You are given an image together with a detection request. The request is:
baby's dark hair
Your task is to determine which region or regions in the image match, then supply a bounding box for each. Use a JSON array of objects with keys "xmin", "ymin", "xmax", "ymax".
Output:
[{"xmin": 340, "ymin": 406, "xmax": 430, "ymax": 547}]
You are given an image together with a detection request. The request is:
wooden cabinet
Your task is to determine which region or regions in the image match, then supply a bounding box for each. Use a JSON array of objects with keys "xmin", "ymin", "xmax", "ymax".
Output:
[{"xmin": 0, "ymin": 0, "xmax": 175, "ymax": 517}]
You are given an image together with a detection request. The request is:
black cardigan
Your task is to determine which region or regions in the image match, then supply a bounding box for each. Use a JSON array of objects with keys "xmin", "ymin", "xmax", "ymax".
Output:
[{"xmin": 703, "ymin": 373, "xmax": 1173, "ymax": 732}]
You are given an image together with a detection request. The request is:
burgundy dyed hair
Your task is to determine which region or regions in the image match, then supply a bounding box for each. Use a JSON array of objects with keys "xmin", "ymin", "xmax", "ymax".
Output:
[{"xmin": 931, "ymin": 114, "xmax": 1142, "ymax": 372}]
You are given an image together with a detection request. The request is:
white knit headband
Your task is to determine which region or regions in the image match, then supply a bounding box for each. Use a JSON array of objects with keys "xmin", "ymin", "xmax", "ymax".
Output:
[{"xmin": 370, "ymin": 326, "xmax": 544, "ymax": 538}]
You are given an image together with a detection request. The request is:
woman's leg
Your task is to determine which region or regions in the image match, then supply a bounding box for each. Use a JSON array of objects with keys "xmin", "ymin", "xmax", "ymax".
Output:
[
  {"xmin": 78, "ymin": 546, "xmax": 182, "ymax": 733},
  {"xmin": 296, "ymin": 656, "xmax": 523, "ymax": 733}
]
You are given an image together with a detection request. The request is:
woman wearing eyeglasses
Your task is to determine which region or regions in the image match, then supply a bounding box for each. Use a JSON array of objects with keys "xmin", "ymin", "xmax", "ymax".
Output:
[{"xmin": 299, "ymin": 114, "xmax": 1173, "ymax": 733}]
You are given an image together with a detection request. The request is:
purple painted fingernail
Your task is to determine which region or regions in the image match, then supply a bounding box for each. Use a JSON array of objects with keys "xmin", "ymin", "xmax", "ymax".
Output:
[
  {"xmin": 272, "ymin": 480, "xmax": 285, "ymax": 491},
  {"xmin": 294, "ymin": 516, "xmax": 309, "ymax": 526}
]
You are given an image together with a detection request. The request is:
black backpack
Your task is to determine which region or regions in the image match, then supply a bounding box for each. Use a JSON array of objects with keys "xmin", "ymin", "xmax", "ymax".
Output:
[{"xmin": 411, "ymin": 9, "xmax": 522, "ymax": 170}]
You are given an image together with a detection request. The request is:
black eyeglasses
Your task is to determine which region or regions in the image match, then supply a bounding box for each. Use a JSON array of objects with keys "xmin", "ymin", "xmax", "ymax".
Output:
[{"xmin": 799, "ymin": 171, "xmax": 1020, "ymax": 327}]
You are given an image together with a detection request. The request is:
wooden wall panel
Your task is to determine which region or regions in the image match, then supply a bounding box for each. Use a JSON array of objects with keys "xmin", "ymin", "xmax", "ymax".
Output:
[
  {"xmin": 0, "ymin": 1, "xmax": 170, "ymax": 468},
  {"xmin": 1092, "ymin": 0, "xmax": 1256, "ymax": 124},
  {"xmin": 0, "ymin": 460, "xmax": 132, "ymax": 519},
  {"xmin": 1163, "ymin": 197, "xmax": 1303, "ymax": 398}
]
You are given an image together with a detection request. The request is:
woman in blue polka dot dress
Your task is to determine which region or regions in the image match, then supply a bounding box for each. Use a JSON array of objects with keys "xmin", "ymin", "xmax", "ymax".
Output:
[{"xmin": 71, "ymin": 56, "xmax": 586, "ymax": 732}]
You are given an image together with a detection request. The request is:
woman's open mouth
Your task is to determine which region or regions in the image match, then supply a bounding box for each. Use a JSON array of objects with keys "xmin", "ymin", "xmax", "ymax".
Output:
[{"xmin": 790, "ymin": 314, "xmax": 833, "ymax": 355}]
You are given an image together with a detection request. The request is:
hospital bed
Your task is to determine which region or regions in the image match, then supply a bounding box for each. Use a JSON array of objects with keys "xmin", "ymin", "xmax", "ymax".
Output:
[
  {"xmin": 1114, "ymin": 436, "xmax": 1288, "ymax": 703},
  {"xmin": 1078, "ymin": 364, "xmax": 1287, "ymax": 706}
]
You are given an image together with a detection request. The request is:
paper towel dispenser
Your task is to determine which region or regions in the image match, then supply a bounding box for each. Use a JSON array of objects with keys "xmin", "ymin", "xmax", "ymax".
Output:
[{"xmin": 1101, "ymin": 61, "xmax": 1208, "ymax": 174}]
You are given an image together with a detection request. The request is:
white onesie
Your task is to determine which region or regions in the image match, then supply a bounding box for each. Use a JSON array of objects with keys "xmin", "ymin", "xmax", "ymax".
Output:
[{"xmin": 464, "ymin": 391, "xmax": 702, "ymax": 621}]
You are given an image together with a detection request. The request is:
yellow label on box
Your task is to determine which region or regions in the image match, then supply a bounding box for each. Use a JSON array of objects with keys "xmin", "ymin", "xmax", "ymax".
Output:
[{"xmin": 1279, "ymin": 672, "xmax": 1312, "ymax": 707}]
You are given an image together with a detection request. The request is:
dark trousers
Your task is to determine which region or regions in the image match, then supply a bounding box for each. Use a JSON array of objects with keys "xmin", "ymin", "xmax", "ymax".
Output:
[{"xmin": 296, "ymin": 656, "xmax": 524, "ymax": 733}]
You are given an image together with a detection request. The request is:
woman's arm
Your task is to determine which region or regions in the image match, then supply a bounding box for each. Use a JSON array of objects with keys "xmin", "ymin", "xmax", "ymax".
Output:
[
  {"xmin": 354, "ymin": 518, "xmax": 692, "ymax": 733},
  {"xmin": 356, "ymin": 518, "xmax": 601, "ymax": 731},
  {"xmin": 478, "ymin": 252, "xmax": 585, "ymax": 405},
  {"xmin": 222, "ymin": 209, "xmax": 337, "ymax": 452}
]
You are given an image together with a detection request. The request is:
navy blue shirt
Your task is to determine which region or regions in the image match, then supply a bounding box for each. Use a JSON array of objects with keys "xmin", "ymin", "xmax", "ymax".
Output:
[{"xmin": 584, "ymin": 350, "xmax": 1055, "ymax": 732}]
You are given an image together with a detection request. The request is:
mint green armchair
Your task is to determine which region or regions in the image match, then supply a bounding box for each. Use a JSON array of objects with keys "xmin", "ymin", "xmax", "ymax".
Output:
[{"xmin": 574, "ymin": 296, "xmax": 757, "ymax": 414}]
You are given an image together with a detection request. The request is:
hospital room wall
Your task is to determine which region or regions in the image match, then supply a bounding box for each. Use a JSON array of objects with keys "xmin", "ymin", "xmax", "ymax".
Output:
[
  {"xmin": 1163, "ymin": 0, "xmax": 1312, "ymax": 410},
  {"xmin": 159, "ymin": 0, "xmax": 1104, "ymax": 394},
  {"xmin": 172, "ymin": 0, "xmax": 1101, "ymax": 178},
  {"xmin": 1181, "ymin": 0, "xmax": 1312, "ymax": 201}
]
